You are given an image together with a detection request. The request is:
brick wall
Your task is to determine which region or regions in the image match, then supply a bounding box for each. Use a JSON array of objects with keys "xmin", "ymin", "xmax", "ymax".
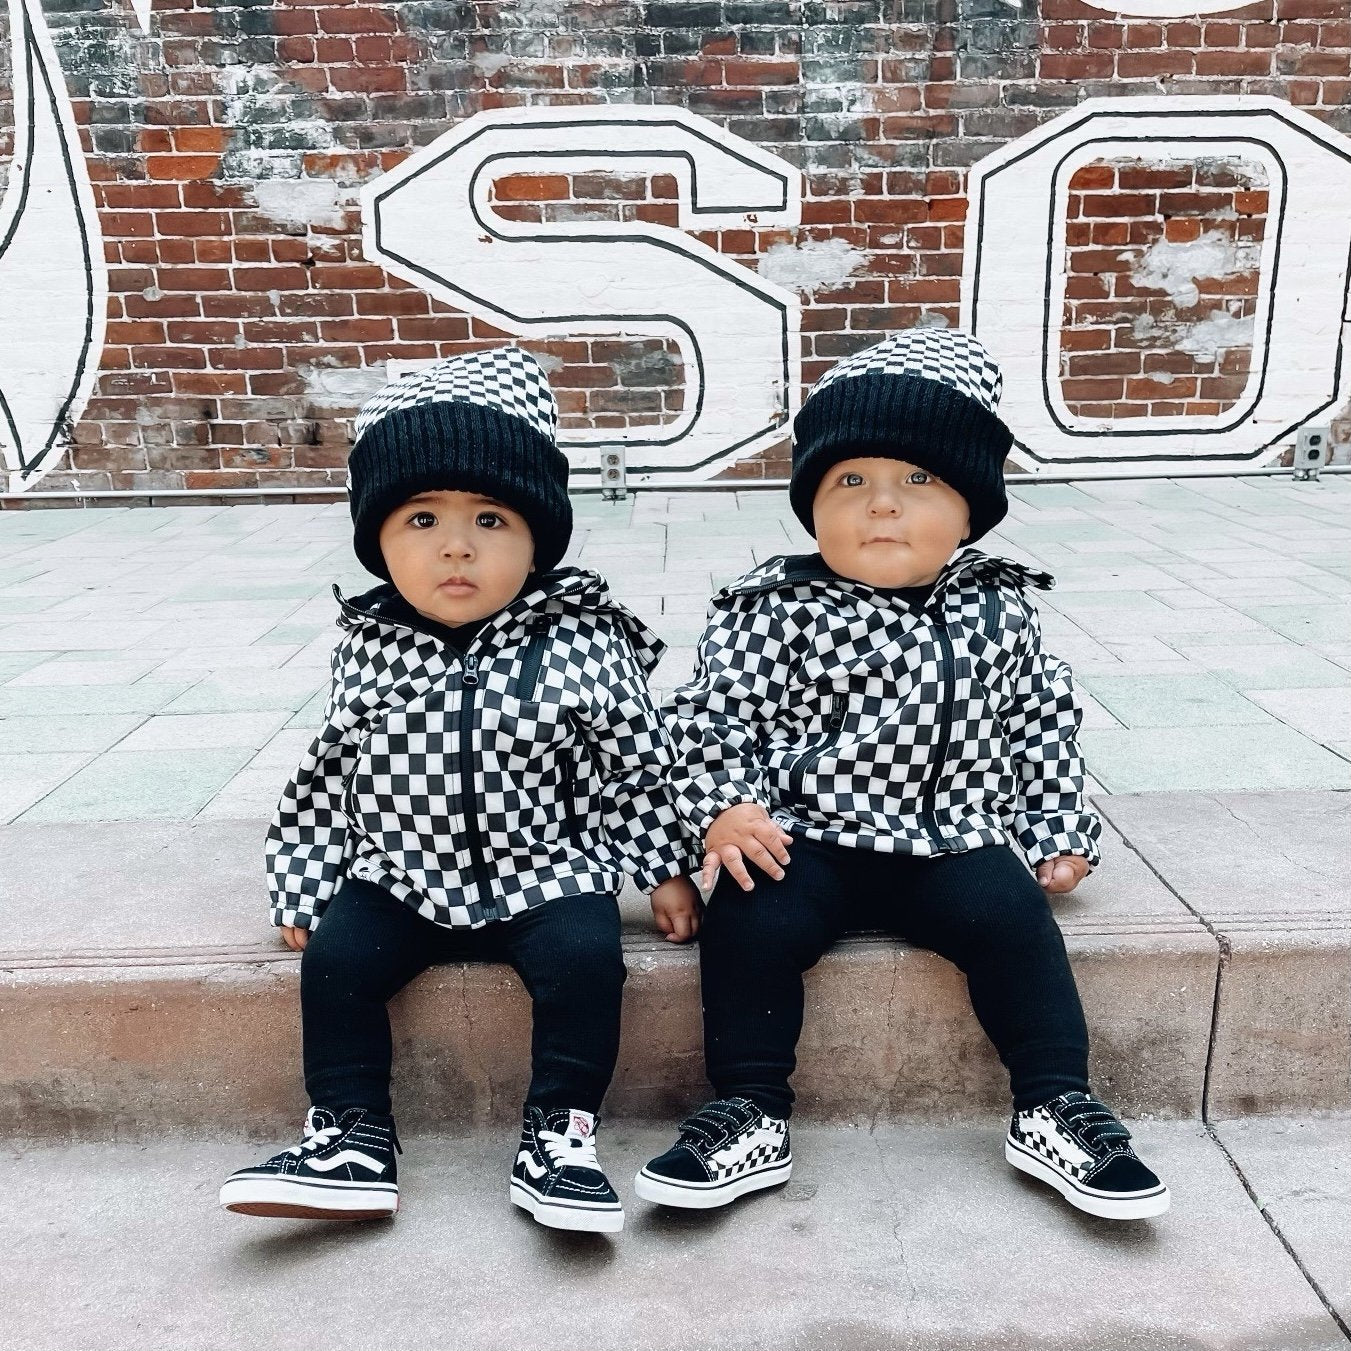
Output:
[
  {"xmin": 2, "ymin": 0, "xmax": 1349, "ymax": 499},
  {"xmin": 1060, "ymin": 158, "xmax": 1267, "ymax": 423}
]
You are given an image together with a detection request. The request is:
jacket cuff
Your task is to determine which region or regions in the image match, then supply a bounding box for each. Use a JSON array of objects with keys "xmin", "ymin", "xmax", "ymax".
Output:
[
  {"xmin": 636, "ymin": 850, "xmax": 691, "ymax": 892},
  {"xmin": 689, "ymin": 788, "xmax": 766, "ymax": 839},
  {"xmin": 1018, "ymin": 818, "xmax": 1102, "ymax": 870},
  {"xmin": 272, "ymin": 902, "xmax": 323, "ymax": 932}
]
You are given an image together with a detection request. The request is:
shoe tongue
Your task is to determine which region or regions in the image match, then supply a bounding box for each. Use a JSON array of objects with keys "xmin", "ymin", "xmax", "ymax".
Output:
[
  {"xmin": 562, "ymin": 1109, "xmax": 596, "ymax": 1144},
  {"xmin": 306, "ymin": 1107, "xmax": 340, "ymax": 1134}
]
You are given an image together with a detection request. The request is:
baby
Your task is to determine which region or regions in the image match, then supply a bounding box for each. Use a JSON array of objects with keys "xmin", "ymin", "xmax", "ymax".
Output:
[
  {"xmin": 636, "ymin": 328, "xmax": 1169, "ymax": 1222},
  {"xmin": 220, "ymin": 348, "xmax": 700, "ymax": 1232}
]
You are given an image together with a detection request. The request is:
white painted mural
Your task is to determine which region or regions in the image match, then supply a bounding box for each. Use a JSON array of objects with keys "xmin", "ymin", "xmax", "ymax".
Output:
[
  {"xmin": 0, "ymin": 0, "xmax": 109, "ymax": 493},
  {"xmin": 1074, "ymin": 0, "xmax": 1256, "ymax": 14},
  {"xmin": 361, "ymin": 104, "xmax": 803, "ymax": 486},
  {"xmin": 962, "ymin": 96, "xmax": 1351, "ymax": 477}
]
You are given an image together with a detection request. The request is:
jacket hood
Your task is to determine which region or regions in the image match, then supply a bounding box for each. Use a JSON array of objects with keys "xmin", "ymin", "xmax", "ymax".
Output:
[
  {"xmin": 717, "ymin": 547, "xmax": 1054, "ymax": 605},
  {"xmin": 332, "ymin": 565, "xmax": 666, "ymax": 675}
]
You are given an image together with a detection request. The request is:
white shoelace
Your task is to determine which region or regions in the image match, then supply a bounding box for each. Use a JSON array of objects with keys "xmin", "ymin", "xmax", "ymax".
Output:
[
  {"xmin": 288, "ymin": 1109, "xmax": 342, "ymax": 1157},
  {"xmin": 538, "ymin": 1129, "xmax": 601, "ymax": 1172}
]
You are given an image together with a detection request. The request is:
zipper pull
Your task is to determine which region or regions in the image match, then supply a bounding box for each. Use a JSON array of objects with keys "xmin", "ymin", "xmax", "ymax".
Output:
[
  {"xmin": 462, "ymin": 654, "xmax": 480, "ymax": 687},
  {"xmin": 827, "ymin": 692, "xmax": 846, "ymax": 731}
]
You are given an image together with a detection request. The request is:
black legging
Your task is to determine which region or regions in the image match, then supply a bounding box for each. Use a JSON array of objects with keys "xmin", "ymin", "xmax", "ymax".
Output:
[
  {"xmin": 700, "ymin": 837, "xmax": 1090, "ymax": 1118},
  {"xmin": 300, "ymin": 876, "xmax": 626, "ymax": 1116}
]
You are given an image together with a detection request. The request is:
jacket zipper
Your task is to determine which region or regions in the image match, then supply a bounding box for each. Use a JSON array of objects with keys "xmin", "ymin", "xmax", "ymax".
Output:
[
  {"xmin": 977, "ymin": 587, "xmax": 1001, "ymax": 642},
  {"xmin": 457, "ymin": 653, "xmax": 497, "ymax": 920},
  {"xmin": 788, "ymin": 690, "xmax": 847, "ymax": 801},
  {"xmin": 919, "ymin": 623, "xmax": 956, "ymax": 846},
  {"xmin": 515, "ymin": 620, "xmax": 551, "ymax": 700}
]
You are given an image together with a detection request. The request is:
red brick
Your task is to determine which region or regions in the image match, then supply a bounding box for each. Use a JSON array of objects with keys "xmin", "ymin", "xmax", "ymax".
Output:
[
  {"xmin": 146, "ymin": 155, "xmax": 220, "ymax": 181},
  {"xmin": 1041, "ymin": 52, "xmax": 1115, "ymax": 80},
  {"xmin": 233, "ymin": 266, "xmax": 311, "ymax": 292},
  {"xmin": 1117, "ymin": 51, "xmax": 1194, "ymax": 77},
  {"xmin": 492, "ymin": 174, "xmax": 572, "ymax": 203},
  {"xmin": 1080, "ymin": 193, "xmax": 1156, "ymax": 218},
  {"xmin": 722, "ymin": 59, "xmax": 799, "ymax": 85},
  {"xmin": 1069, "ymin": 165, "xmax": 1116, "ymax": 191},
  {"xmin": 172, "ymin": 126, "xmax": 230, "ymax": 154}
]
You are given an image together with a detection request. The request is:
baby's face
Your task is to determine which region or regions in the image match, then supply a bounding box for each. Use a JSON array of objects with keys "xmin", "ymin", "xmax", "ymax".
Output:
[
  {"xmin": 812, "ymin": 457, "xmax": 970, "ymax": 589},
  {"xmin": 378, "ymin": 489, "xmax": 535, "ymax": 626}
]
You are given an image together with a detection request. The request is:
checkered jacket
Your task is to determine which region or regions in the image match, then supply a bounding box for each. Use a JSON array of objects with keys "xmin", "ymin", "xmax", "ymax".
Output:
[
  {"xmin": 666, "ymin": 548, "xmax": 1101, "ymax": 870},
  {"xmin": 266, "ymin": 568, "xmax": 695, "ymax": 932}
]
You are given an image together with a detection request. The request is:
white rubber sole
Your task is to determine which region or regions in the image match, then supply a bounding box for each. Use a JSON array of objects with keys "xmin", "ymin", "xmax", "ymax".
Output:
[
  {"xmin": 509, "ymin": 1178, "xmax": 624, "ymax": 1233},
  {"xmin": 633, "ymin": 1158, "xmax": 793, "ymax": 1210},
  {"xmin": 1005, "ymin": 1136, "xmax": 1170, "ymax": 1220},
  {"xmin": 219, "ymin": 1175, "xmax": 398, "ymax": 1221}
]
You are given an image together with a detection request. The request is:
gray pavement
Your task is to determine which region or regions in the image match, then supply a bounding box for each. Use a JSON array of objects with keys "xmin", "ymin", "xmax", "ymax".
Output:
[
  {"xmin": 1, "ymin": 1119, "xmax": 1344, "ymax": 1351},
  {"xmin": 3, "ymin": 480, "xmax": 1351, "ymax": 1348},
  {"xmin": 1, "ymin": 477, "xmax": 1350, "ymax": 822}
]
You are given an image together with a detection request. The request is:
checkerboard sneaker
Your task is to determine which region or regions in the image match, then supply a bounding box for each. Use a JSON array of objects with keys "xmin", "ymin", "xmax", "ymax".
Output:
[
  {"xmin": 219, "ymin": 1107, "xmax": 400, "ymax": 1220},
  {"xmin": 509, "ymin": 1107, "xmax": 624, "ymax": 1233},
  {"xmin": 1006, "ymin": 1092, "xmax": 1170, "ymax": 1220},
  {"xmin": 634, "ymin": 1097, "xmax": 792, "ymax": 1209}
]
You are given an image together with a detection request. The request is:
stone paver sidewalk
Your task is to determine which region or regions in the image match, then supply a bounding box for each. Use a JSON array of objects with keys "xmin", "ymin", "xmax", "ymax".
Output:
[{"xmin": 0, "ymin": 476, "xmax": 1349, "ymax": 824}]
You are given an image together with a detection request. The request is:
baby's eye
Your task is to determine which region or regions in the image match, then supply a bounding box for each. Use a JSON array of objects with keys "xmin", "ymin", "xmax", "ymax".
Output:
[
  {"xmin": 907, "ymin": 470, "xmax": 931, "ymax": 485},
  {"xmin": 410, "ymin": 511, "xmax": 437, "ymax": 528},
  {"xmin": 476, "ymin": 511, "xmax": 504, "ymax": 529},
  {"xmin": 842, "ymin": 472, "xmax": 865, "ymax": 487}
]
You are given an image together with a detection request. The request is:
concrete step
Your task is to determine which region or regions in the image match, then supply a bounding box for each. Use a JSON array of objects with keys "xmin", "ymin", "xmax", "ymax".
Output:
[
  {"xmin": 1, "ymin": 1117, "xmax": 1346, "ymax": 1350},
  {"xmin": 3, "ymin": 791, "xmax": 1347, "ymax": 1137},
  {"xmin": 1, "ymin": 801, "xmax": 1220, "ymax": 1137}
]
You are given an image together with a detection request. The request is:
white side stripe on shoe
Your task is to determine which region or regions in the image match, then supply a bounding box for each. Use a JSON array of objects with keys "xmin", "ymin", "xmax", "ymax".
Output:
[
  {"xmin": 517, "ymin": 1151, "xmax": 547, "ymax": 1180},
  {"xmin": 305, "ymin": 1150, "xmax": 387, "ymax": 1175}
]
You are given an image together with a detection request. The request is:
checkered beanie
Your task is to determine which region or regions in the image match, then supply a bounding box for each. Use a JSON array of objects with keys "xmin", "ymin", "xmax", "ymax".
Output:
[
  {"xmin": 790, "ymin": 327, "xmax": 1013, "ymax": 543},
  {"xmin": 347, "ymin": 346, "xmax": 572, "ymax": 580}
]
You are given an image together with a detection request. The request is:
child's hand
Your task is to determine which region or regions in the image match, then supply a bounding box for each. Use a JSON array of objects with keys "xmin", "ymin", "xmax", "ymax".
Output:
[
  {"xmin": 703, "ymin": 802, "xmax": 794, "ymax": 892},
  {"xmin": 650, "ymin": 876, "xmax": 704, "ymax": 943},
  {"xmin": 1036, "ymin": 855, "xmax": 1091, "ymax": 894},
  {"xmin": 280, "ymin": 924, "xmax": 310, "ymax": 952}
]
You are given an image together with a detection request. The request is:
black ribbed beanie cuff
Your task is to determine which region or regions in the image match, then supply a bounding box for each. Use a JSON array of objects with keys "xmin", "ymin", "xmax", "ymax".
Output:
[
  {"xmin": 348, "ymin": 399, "xmax": 573, "ymax": 581},
  {"xmin": 790, "ymin": 372, "xmax": 1013, "ymax": 542}
]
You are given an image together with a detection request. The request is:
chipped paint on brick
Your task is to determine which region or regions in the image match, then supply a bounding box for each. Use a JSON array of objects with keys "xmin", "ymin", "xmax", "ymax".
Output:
[{"xmin": 758, "ymin": 236, "xmax": 864, "ymax": 296}]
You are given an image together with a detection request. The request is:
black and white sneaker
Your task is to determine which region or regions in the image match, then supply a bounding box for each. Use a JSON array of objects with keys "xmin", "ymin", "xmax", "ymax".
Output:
[
  {"xmin": 634, "ymin": 1096, "xmax": 791, "ymax": 1209},
  {"xmin": 1006, "ymin": 1092, "xmax": 1170, "ymax": 1220},
  {"xmin": 509, "ymin": 1107, "xmax": 624, "ymax": 1233},
  {"xmin": 219, "ymin": 1107, "xmax": 400, "ymax": 1220}
]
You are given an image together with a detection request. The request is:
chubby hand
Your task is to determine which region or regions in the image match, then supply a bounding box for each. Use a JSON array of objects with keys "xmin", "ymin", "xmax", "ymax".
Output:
[
  {"xmin": 703, "ymin": 802, "xmax": 794, "ymax": 892},
  {"xmin": 280, "ymin": 924, "xmax": 310, "ymax": 952},
  {"xmin": 1036, "ymin": 855, "xmax": 1091, "ymax": 894},
  {"xmin": 650, "ymin": 876, "xmax": 704, "ymax": 943}
]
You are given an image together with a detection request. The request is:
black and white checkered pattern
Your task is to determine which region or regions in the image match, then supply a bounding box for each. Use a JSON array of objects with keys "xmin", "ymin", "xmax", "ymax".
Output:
[
  {"xmin": 807, "ymin": 327, "xmax": 1004, "ymax": 414},
  {"xmin": 1009, "ymin": 1094, "xmax": 1138, "ymax": 1185},
  {"xmin": 266, "ymin": 567, "xmax": 695, "ymax": 932},
  {"xmin": 665, "ymin": 547, "xmax": 1100, "ymax": 869},
  {"xmin": 677, "ymin": 1098, "xmax": 790, "ymax": 1183},
  {"xmin": 352, "ymin": 347, "xmax": 559, "ymax": 446}
]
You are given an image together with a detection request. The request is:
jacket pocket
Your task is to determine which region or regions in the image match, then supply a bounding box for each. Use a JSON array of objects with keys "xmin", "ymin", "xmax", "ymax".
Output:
[{"xmin": 558, "ymin": 753, "xmax": 584, "ymax": 845}]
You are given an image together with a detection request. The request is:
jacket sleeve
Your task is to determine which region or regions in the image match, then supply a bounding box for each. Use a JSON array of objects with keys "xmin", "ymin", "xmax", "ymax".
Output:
[
  {"xmin": 574, "ymin": 622, "xmax": 699, "ymax": 892},
  {"xmin": 663, "ymin": 595, "xmax": 792, "ymax": 840},
  {"xmin": 263, "ymin": 645, "xmax": 359, "ymax": 930},
  {"xmin": 1001, "ymin": 599, "xmax": 1102, "ymax": 870}
]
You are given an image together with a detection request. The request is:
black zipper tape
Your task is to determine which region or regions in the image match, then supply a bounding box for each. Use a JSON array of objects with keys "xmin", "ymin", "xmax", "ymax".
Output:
[
  {"xmin": 457, "ymin": 653, "xmax": 497, "ymax": 920},
  {"xmin": 515, "ymin": 619, "xmax": 552, "ymax": 701},
  {"xmin": 919, "ymin": 625, "xmax": 956, "ymax": 844}
]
